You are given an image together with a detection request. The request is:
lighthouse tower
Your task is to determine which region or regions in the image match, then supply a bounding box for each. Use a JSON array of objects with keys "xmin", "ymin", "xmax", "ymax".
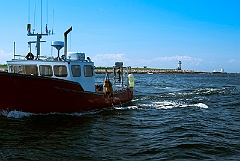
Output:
[{"xmin": 177, "ymin": 61, "xmax": 182, "ymax": 70}]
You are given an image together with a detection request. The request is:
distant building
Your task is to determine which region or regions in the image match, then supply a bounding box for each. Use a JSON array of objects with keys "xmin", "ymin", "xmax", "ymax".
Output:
[{"xmin": 220, "ymin": 68, "xmax": 224, "ymax": 73}]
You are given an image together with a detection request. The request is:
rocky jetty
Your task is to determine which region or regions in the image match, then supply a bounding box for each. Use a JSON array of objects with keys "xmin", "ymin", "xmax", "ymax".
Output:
[
  {"xmin": 0, "ymin": 67, "xmax": 227, "ymax": 74},
  {"xmin": 94, "ymin": 68, "xmax": 225, "ymax": 74}
]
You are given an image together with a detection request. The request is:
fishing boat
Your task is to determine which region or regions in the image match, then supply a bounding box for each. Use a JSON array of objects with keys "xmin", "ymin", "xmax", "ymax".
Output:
[{"xmin": 0, "ymin": 25, "xmax": 134, "ymax": 114}]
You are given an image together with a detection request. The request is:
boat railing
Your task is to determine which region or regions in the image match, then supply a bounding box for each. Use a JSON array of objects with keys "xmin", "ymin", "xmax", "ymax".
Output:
[
  {"xmin": 112, "ymin": 65, "xmax": 132, "ymax": 90},
  {"xmin": 13, "ymin": 54, "xmax": 49, "ymax": 60},
  {"xmin": 13, "ymin": 54, "xmax": 26, "ymax": 60}
]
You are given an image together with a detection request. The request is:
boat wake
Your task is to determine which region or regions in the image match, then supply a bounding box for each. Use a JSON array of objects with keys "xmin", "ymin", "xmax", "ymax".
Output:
[
  {"xmin": 0, "ymin": 109, "xmax": 103, "ymax": 119},
  {"xmin": 1, "ymin": 110, "xmax": 32, "ymax": 118},
  {"xmin": 136, "ymin": 101, "xmax": 208, "ymax": 110},
  {"xmin": 0, "ymin": 101, "xmax": 208, "ymax": 119},
  {"xmin": 114, "ymin": 105, "xmax": 139, "ymax": 110}
]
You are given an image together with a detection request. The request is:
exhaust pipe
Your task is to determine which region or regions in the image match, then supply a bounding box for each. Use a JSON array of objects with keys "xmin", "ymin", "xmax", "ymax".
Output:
[{"xmin": 64, "ymin": 26, "xmax": 73, "ymax": 57}]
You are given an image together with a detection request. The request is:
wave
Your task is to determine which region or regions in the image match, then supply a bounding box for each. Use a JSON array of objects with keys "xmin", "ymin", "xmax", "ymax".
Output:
[
  {"xmin": 0, "ymin": 100, "xmax": 209, "ymax": 119},
  {"xmin": 194, "ymin": 103, "xmax": 208, "ymax": 108},
  {"xmin": 114, "ymin": 106, "xmax": 139, "ymax": 110},
  {"xmin": 1, "ymin": 110, "xmax": 32, "ymax": 118},
  {"xmin": 136, "ymin": 101, "xmax": 208, "ymax": 110},
  {"xmin": 0, "ymin": 109, "xmax": 102, "ymax": 119}
]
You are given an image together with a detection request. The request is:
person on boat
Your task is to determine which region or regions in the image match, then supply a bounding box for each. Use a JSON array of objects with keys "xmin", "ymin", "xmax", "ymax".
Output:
[
  {"xmin": 117, "ymin": 68, "xmax": 121, "ymax": 82},
  {"xmin": 104, "ymin": 79, "xmax": 113, "ymax": 97},
  {"xmin": 25, "ymin": 52, "xmax": 34, "ymax": 60}
]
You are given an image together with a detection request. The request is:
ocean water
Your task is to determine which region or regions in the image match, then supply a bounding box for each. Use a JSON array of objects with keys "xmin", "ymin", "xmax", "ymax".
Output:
[{"xmin": 1, "ymin": 74, "xmax": 240, "ymax": 160}]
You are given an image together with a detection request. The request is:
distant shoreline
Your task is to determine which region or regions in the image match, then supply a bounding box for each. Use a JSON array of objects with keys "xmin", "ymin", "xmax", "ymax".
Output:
[
  {"xmin": 0, "ymin": 66, "xmax": 236, "ymax": 74},
  {"xmin": 95, "ymin": 68, "xmax": 228, "ymax": 74}
]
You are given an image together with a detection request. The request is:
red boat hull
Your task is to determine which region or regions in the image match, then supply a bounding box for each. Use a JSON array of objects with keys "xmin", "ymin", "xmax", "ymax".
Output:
[{"xmin": 0, "ymin": 72, "xmax": 133, "ymax": 113}]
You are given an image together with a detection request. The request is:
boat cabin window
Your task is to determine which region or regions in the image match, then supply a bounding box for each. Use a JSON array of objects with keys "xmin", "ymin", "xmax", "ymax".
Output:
[
  {"xmin": 54, "ymin": 65, "xmax": 68, "ymax": 77},
  {"xmin": 9, "ymin": 65, "xmax": 38, "ymax": 75},
  {"xmin": 22, "ymin": 65, "xmax": 38, "ymax": 75},
  {"xmin": 39, "ymin": 65, "xmax": 53, "ymax": 76},
  {"xmin": 9, "ymin": 65, "xmax": 22, "ymax": 74},
  {"xmin": 84, "ymin": 65, "xmax": 93, "ymax": 77},
  {"xmin": 71, "ymin": 65, "xmax": 81, "ymax": 77}
]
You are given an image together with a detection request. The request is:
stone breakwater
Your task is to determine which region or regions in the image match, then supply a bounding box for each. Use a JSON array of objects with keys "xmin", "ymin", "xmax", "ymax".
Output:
[
  {"xmin": 0, "ymin": 67, "xmax": 227, "ymax": 74},
  {"xmin": 95, "ymin": 68, "xmax": 225, "ymax": 74}
]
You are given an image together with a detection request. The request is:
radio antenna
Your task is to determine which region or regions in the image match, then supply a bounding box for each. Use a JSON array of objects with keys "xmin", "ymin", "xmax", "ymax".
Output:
[
  {"xmin": 33, "ymin": 3, "xmax": 36, "ymax": 33},
  {"xmin": 46, "ymin": 0, "xmax": 48, "ymax": 25},
  {"xmin": 52, "ymin": 9, "xmax": 54, "ymax": 34},
  {"xmin": 41, "ymin": 0, "xmax": 42, "ymax": 34},
  {"xmin": 28, "ymin": 0, "xmax": 30, "ymax": 23}
]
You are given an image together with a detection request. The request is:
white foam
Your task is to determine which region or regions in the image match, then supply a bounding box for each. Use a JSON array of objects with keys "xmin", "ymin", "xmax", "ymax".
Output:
[
  {"xmin": 151, "ymin": 101, "xmax": 179, "ymax": 109},
  {"xmin": 68, "ymin": 110, "xmax": 101, "ymax": 116},
  {"xmin": 0, "ymin": 102, "xmax": 208, "ymax": 118},
  {"xmin": 137, "ymin": 101, "xmax": 209, "ymax": 110},
  {"xmin": 1, "ymin": 110, "xmax": 32, "ymax": 118},
  {"xmin": 0, "ymin": 110, "xmax": 101, "ymax": 118},
  {"xmin": 114, "ymin": 106, "xmax": 139, "ymax": 110},
  {"xmin": 193, "ymin": 103, "xmax": 208, "ymax": 109}
]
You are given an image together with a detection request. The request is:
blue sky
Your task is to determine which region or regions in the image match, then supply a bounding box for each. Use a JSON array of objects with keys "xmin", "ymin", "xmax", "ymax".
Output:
[{"xmin": 0, "ymin": 0, "xmax": 239, "ymax": 72}]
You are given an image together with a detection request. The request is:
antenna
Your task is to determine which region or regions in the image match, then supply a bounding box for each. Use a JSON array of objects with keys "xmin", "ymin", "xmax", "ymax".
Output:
[
  {"xmin": 33, "ymin": 3, "xmax": 36, "ymax": 33},
  {"xmin": 69, "ymin": 32, "xmax": 71, "ymax": 51},
  {"xmin": 28, "ymin": 0, "xmax": 30, "ymax": 23},
  {"xmin": 52, "ymin": 9, "xmax": 54, "ymax": 35},
  {"xmin": 27, "ymin": 0, "xmax": 52, "ymax": 59},
  {"xmin": 13, "ymin": 42, "xmax": 16, "ymax": 59},
  {"xmin": 41, "ymin": 0, "xmax": 43, "ymax": 34},
  {"xmin": 46, "ymin": 0, "xmax": 48, "ymax": 25},
  {"xmin": 46, "ymin": 0, "xmax": 49, "ymax": 34}
]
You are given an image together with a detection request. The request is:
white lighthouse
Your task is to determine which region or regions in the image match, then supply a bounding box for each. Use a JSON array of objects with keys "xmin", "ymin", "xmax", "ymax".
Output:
[
  {"xmin": 220, "ymin": 68, "xmax": 224, "ymax": 73},
  {"xmin": 177, "ymin": 61, "xmax": 182, "ymax": 70}
]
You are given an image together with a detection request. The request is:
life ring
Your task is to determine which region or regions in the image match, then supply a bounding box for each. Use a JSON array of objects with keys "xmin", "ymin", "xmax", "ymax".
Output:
[{"xmin": 26, "ymin": 52, "xmax": 34, "ymax": 60}]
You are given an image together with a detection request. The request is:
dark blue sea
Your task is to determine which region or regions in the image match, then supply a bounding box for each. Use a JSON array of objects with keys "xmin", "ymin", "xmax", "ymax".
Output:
[{"xmin": 1, "ymin": 74, "xmax": 240, "ymax": 160}]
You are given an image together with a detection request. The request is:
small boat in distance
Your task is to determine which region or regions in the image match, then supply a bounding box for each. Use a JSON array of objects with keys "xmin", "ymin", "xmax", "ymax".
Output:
[{"xmin": 0, "ymin": 25, "xmax": 134, "ymax": 114}]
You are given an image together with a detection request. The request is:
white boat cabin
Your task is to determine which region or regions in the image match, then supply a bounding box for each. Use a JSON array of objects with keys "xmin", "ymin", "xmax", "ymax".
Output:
[{"xmin": 7, "ymin": 52, "xmax": 96, "ymax": 92}]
